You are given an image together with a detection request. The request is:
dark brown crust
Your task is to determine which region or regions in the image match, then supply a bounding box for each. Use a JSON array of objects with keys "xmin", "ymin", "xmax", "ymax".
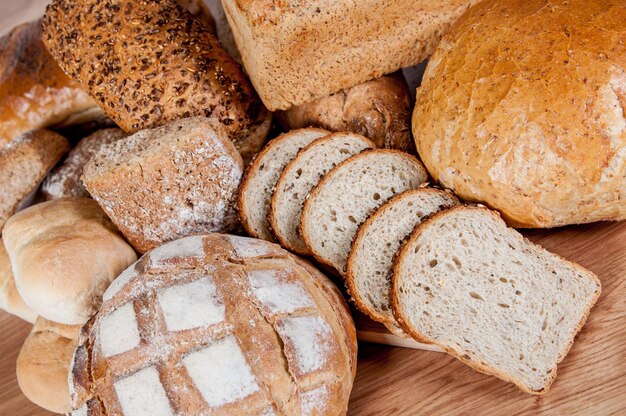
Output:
[{"xmin": 390, "ymin": 205, "xmax": 602, "ymax": 394}]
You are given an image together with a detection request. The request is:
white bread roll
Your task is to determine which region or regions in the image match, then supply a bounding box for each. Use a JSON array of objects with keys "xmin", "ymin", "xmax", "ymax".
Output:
[
  {"xmin": 2, "ymin": 198, "xmax": 137, "ymax": 324},
  {"xmin": 0, "ymin": 240, "xmax": 37, "ymax": 322},
  {"xmin": 16, "ymin": 317, "xmax": 81, "ymax": 414}
]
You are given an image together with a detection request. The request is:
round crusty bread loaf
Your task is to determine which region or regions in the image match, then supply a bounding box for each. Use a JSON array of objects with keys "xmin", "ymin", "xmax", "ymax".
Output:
[
  {"xmin": 0, "ymin": 240, "xmax": 37, "ymax": 323},
  {"xmin": 278, "ymin": 73, "xmax": 415, "ymax": 153},
  {"xmin": 2, "ymin": 198, "xmax": 138, "ymax": 325},
  {"xmin": 412, "ymin": 0, "xmax": 626, "ymax": 228},
  {"xmin": 0, "ymin": 19, "xmax": 100, "ymax": 148},
  {"xmin": 70, "ymin": 234, "xmax": 356, "ymax": 415},
  {"xmin": 42, "ymin": 128, "xmax": 128, "ymax": 200},
  {"xmin": 43, "ymin": 0, "xmax": 271, "ymax": 163},
  {"xmin": 16, "ymin": 317, "xmax": 81, "ymax": 414}
]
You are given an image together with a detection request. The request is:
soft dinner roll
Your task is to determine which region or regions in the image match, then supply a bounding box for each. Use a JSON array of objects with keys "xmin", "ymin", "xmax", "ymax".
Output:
[
  {"xmin": 0, "ymin": 19, "xmax": 101, "ymax": 148},
  {"xmin": 70, "ymin": 234, "xmax": 356, "ymax": 415},
  {"xmin": 0, "ymin": 240, "xmax": 37, "ymax": 322},
  {"xmin": 2, "ymin": 198, "xmax": 138, "ymax": 325},
  {"xmin": 17, "ymin": 317, "xmax": 81, "ymax": 414},
  {"xmin": 83, "ymin": 117, "xmax": 244, "ymax": 253},
  {"xmin": 412, "ymin": 0, "xmax": 626, "ymax": 228}
]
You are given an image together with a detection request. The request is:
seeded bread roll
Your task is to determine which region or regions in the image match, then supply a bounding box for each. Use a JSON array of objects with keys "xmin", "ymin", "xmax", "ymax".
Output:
[
  {"xmin": 0, "ymin": 19, "xmax": 101, "ymax": 148},
  {"xmin": 43, "ymin": 0, "xmax": 271, "ymax": 162},
  {"xmin": 0, "ymin": 240, "xmax": 37, "ymax": 323},
  {"xmin": 0, "ymin": 129, "xmax": 70, "ymax": 232},
  {"xmin": 70, "ymin": 234, "xmax": 356, "ymax": 415},
  {"xmin": 83, "ymin": 117, "xmax": 244, "ymax": 253},
  {"xmin": 278, "ymin": 74, "xmax": 414, "ymax": 152},
  {"xmin": 16, "ymin": 317, "xmax": 81, "ymax": 414}
]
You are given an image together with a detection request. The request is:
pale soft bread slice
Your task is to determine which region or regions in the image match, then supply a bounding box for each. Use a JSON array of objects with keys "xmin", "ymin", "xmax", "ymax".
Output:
[
  {"xmin": 347, "ymin": 188, "xmax": 459, "ymax": 337},
  {"xmin": 269, "ymin": 132, "xmax": 375, "ymax": 255},
  {"xmin": 391, "ymin": 206, "xmax": 601, "ymax": 394},
  {"xmin": 238, "ymin": 128, "xmax": 330, "ymax": 241},
  {"xmin": 301, "ymin": 149, "xmax": 428, "ymax": 275}
]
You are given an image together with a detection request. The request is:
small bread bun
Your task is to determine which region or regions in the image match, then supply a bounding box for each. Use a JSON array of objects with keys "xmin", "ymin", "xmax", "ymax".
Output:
[
  {"xmin": 2, "ymin": 198, "xmax": 138, "ymax": 325},
  {"xmin": 16, "ymin": 317, "xmax": 81, "ymax": 414},
  {"xmin": 0, "ymin": 240, "xmax": 37, "ymax": 323}
]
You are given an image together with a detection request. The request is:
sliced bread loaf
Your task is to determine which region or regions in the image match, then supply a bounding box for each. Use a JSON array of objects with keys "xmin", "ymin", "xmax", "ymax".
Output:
[
  {"xmin": 238, "ymin": 128, "xmax": 329, "ymax": 241},
  {"xmin": 301, "ymin": 149, "xmax": 428, "ymax": 275},
  {"xmin": 391, "ymin": 206, "xmax": 601, "ymax": 394},
  {"xmin": 269, "ymin": 132, "xmax": 375, "ymax": 255},
  {"xmin": 347, "ymin": 188, "xmax": 459, "ymax": 336}
]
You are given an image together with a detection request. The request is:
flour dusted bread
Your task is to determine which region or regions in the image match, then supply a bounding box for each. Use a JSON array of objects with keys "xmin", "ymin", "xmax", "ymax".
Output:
[
  {"xmin": 0, "ymin": 129, "xmax": 70, "ymax": 232},
  {"xmin": 301, "ymin": 150, "xmax": 428, "ymax": 274},
  {"xmin": 412, "ymin": 0, "xmax": 626, "ymax": 228},
  {"xmin": 392, "ymin": 206, "xmax": 601, "ymax": 394},
  {"xmin": 0, "ymin": 241, "xmax": 36, "ymax": 323},
  {"xmin": 2, "ymin": 198, "xmax": 137, "ymax": 325},
  {"xmin": 70, "ymin": 234, "xmax": 356, "ymax": 415},
  {"xmin": 83, "ymin": 117, "xmax": 244, "ymax": 253},
  {"xmin": 43, "ymin": 0, "xmax": 270, "ymax": 162},
  {"xmin": 270, "ymin": 132, "xmax": 374, "ymax": 255},
  {"xmin": 238, "ymin": 128, "xmax": 330, "ymax": 242},
  {"xmin": 347, "ymin": 189, "xmax": 459, "ymax": 336},
  {"xmin": 42, "ymin": 128, "xmax": 127, "ymax": 200},
  {"xmin": 16, "ymin": 317, "xmax": 81, "ymax": 414}
]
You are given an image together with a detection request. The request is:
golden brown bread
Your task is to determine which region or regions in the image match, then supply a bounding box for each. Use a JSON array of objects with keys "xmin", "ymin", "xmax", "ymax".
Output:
[
  {"xmin": 43, "ymin": 0, "xmax": 270, "ymax": 162},
  {"xmin": 0, "ymin": 240, "xmax": 37, "ymax": 323},
  {"xmin": 412, "ymin": 0, "xmax": 626, "ymax": 228},
  {"xmin": 0, "ymin": 19, "xmax": 99, "ymax": 148},
  {"xmin": 278, "ymin": 73, "xmax": 415, "ymax": 153}
]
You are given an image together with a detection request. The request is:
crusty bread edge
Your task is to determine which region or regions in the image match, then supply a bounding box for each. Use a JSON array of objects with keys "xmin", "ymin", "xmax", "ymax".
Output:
[
  {"xmin": 346, "ymin": 188, "xmax": 459, "ymax": 330},
  {"xmin": 268, "ymin": 132, "xmax": 375, "ymax": 255},
  {"xmin": 237, "ymin": 127, "xmax": 330, "ymax": 240},
  {"xmin": 390, "ymin": 205, "xmax": 602, "ymax": 394},
  {"xmin": 300, "ymin": 149, "xmax": 428, "ymax": 275}
]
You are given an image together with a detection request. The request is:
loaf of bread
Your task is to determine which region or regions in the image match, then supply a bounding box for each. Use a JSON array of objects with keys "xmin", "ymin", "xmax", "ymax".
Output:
[
  {"xmin": 0, "ymin": 19, "xmax": 100, "ymax": 148},
  {"xmin": 70, "ymin": 234, "xmax": 356, "ymax": 415},
  {"xmin": 0, "ymin": 129, "xmax": 70, "ymax": 232},
  {"xmin": 0, "ymin": 241, "xmax": 37, "ymax": 323},
  {"xmin": 83, "ymin": 117, "xmax": 244, "ymax": 253},
  {"xmin": 278, "ymin": 73, "xmax": 414, "ymax": 152},
  {"xmin": 392, "ymin": 206, "xmax": 601, "ymax": 393},
  {"xmin": 2, "ymin": 198, "xmax": 138, "ymax": 325},
  {"xmin": 41, "ymin": 128, "xmax": 127, "ymax": 200},
  {"xmin": 222, "ymin": 0, "xmax": 478, "ymax": 110},
  {"xmin": 413, "ymin": 0, "xmax": 626, "ymax": 228},
  {"xmin": 16, "ymin": 317, "xmax": 81, "ymax": 414},
  {"xmin": 43, "ymin": 0, "xmax": 271, "ymax": 162}
]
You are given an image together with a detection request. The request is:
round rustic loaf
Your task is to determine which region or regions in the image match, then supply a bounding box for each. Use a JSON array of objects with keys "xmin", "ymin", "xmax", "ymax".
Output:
[
  {"xmin": 412, "ymin": 0, "xmax": 626, "ymax": 228},
  {"xmin": 70, "ymin": 234, "xmax": 356, "ymax": 415}
]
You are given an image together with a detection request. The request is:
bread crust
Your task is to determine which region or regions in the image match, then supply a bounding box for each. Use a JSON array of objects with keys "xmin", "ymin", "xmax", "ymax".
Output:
[
  {"xmin": 390, "ymin": 206, "xmax": 602, "ymax": 394},
  {"xmin": 0, "ymin": 240, "xmax": 37, "ymax": 323}
]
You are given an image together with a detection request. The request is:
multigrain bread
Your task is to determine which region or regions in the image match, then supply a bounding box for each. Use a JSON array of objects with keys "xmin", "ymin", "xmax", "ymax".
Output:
[
  {"xmin": 0, "ymin": 129, "xmax": 70, "ymax": 232},
  {"xmin": 0, "ymin": 241, "xmax": 37, "ymax": 323},
  {"xmin": 269, "ymin": 132, "xmax": 375, "ymax": 255},
  {"xmin": 2, "ymin": 198, "xmax": 137, "ymax": 325},
  {"xmin": 16, "ymin": 317, "xmax": 81, "ymax": 414},
  {"xmin": 412, "ymin": 0, "xmax": 626, "ymax": 228},
  {"xmin": 42, "ymin": 128, "xmax": 127, "ymax": 200},
  {"xmin": 347, "ymin": 188, "xmax": 459, "ymax": 336},
  {"xmin": 391, "ymin": 206, "xmax": 602, "ymax": 394},
  {"xmin": 70, "ymin": 234, "xmax": 356, "ymax": 415},
  {"xmin": 43, "ymin": 0, "xmax": 271, "ymax": 162},
  {"xmin": 278, "ymin": 73, "xmax": 414, "ymax": 152},
  {"xmin": 238, "ymin": 128, "xmax": 330, "ymax": 242},
  {"xmin": 178, "ymin": 0, "xmax": 216, "ymax": 31},
  {"xmin": 221, "ymin": 0, "xmax": 478, "ymax": 110},
  {"xmin": 301, "ymin": 150, "xmax": 428, "ymax": 275},
  {"xmin": 0, "ymin": 19, "xmax": 100, "ymax": 148},
  {"xmin": 83, "ymin": 117, "xmax": 244, "ymax": 253}
]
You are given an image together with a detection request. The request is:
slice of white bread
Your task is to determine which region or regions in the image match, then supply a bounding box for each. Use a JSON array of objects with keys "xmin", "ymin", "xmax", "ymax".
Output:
[
  {"xmin": 301, "ymin": 149, "xmax": 428, "ymax": 274},
  {"xmin": 238, "ymin": 128, "xmax": 329, "ymax": 241},
  {"xmin": 391, "ymin": 206, "xmax": 601, "ymax": 394},
  {"xmin": 347, "ymin": 188, "xmax": 459, "ymax": 336},
  {"xmin": 269, "ymin": 132, "xmax": 375, "ymax": 255}
]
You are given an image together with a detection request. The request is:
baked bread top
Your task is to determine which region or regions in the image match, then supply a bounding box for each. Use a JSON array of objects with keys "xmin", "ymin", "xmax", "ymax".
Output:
[{"xmin": 70, "ymin": 234, "xmax": 356, "ymax": 415}]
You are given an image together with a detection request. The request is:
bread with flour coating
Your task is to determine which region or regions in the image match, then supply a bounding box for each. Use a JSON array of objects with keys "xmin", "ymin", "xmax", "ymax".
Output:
[{"xmin": 0, "ymin": 240, "xmax": 37, "ymax": 323}]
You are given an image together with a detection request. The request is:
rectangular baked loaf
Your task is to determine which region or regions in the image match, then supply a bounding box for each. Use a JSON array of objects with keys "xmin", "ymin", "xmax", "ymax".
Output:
[{"xmin": 222, "ymin": 0, "xmax": 478, "ymax": 110}]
